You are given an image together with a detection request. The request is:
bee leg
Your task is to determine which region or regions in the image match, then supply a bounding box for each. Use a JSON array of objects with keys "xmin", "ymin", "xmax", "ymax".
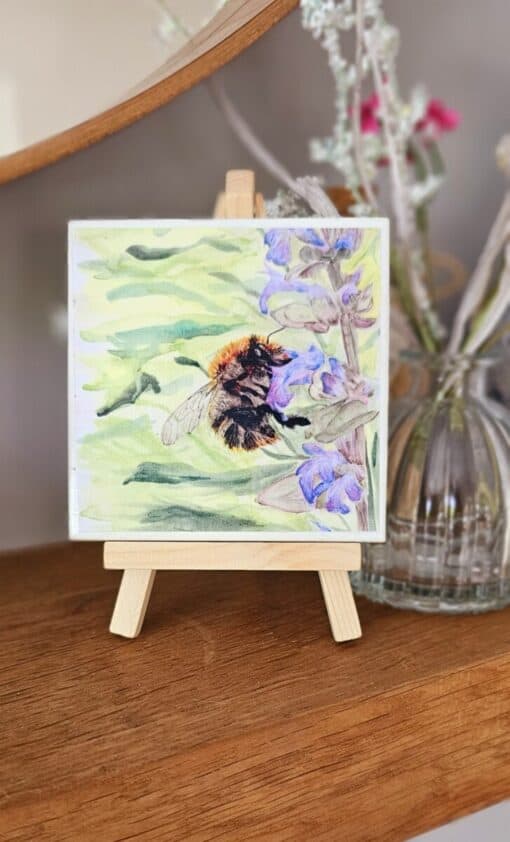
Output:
[
  {"xmin": 282, "ymin": 415, "xmax": 310, "ymax": 428},
  {"xmin": 266, "ymin": 407, "xmax": 310, "ymax": 428}
]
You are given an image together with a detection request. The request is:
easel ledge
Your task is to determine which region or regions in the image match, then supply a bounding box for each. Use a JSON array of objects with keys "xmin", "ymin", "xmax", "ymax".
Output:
[
  {"xmin": 105, "ymin": 541, "xmax": 361, "ymax": 571},
  {"xmin": 104, "ymin": 170, "xmax": 363, "ymax": 644}
]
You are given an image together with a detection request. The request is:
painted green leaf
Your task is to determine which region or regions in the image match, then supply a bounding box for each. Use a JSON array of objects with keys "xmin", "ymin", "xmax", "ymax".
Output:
[
  {"xmin": 271, "ymin": 303, "xmax": 330, "ymax": 333},
  {"xmin": 208, "ymin": 271, "xmax": 241, "ymax": 284},
  {"xmin": 143, "ymin": 505, "xmax": 260, "ymax": 531},
  {"xmin": 371, "ymin": 431, "xmax": 379, "ymax": 467},
  {"xmin": 126, "ymin": 238, "xmax": 241, "ymax": 262},
  {"xmin": 106, "ymin": 281, "xmax": 211, "ymax": 307},
  {"xmin": 310, "ymin": 400, "xmax": 379, "ymax": 443},
  {"xmin": 79, "ymin": 259, "xmax": 114, "ymax": 279},
  {"xmin": 208, "ymin": 271, "xmax": 257, "ymax": 300},
  {"xmin": 126, "ymin": 245, "xmax": 189, "ymax": 260},
  {"xmin": 108, "ymin": 319, "xmax": 241, "ymax": 354},
  {"xmin": 124, "ymin": 461, "xmax": 293, "ymax": 491},
  {"xmin": 97, "ymin": 372, "xmax": 160, "ymax": 417},
  {"xmin": 257, "ymin": 472, "xmax": 311, "ymax": 513},
  {"xmin": 200, "ymin": 238, "xmax": 241, "ymax": 253},
  {"xmin": 174, "ymin": 356, "xmax": 204, "ymax": 370}
]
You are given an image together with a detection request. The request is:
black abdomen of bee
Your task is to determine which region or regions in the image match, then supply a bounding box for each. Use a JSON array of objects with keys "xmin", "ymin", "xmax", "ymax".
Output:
[
  {"xmin": 212, "ymin": 405, "xmax": 277, "ymax": 450},
  {"xmin": 212, "ymin": 404, "xmax": 310, "ymax": 451}
]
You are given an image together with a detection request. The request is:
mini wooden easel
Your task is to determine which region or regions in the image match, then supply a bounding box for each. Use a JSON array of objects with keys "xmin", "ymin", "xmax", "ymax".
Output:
[{"xmin": 104, "ymin": 170, "xmax": 362, "ymax": 643}]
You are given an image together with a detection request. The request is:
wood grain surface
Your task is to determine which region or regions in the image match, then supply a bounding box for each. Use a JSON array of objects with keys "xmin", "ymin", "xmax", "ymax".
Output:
[
  {"xmin": 104, "ymin": 540, "xmax": 361, "ymax": 570},
  {"xmin": 0, "ymin": 0, "xmax": 297, "ymax": 185},
  {"xmin": 2, "ymin": 542, "xmax": 510, "ymax": 841}
]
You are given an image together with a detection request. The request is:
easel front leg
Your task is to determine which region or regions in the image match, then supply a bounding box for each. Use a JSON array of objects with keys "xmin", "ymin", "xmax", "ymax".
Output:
[
  {"xmin": 109, "ymin": 569, "xmax": 156, "ymax": 638},
  {"xmin": 319, "ymin": 570, "xmax": 362, "ymax": 642}
]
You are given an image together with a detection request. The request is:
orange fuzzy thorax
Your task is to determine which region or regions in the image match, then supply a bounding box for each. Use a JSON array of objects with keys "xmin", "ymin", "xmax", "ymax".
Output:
[{"xmin": 208, "ymin": 336, "xmax": 283, "ymax": 378}]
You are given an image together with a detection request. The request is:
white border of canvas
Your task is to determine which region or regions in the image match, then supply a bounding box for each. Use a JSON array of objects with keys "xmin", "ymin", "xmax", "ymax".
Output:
[{"xmin": 68, "ymin": 217, "xmax": 390, "ymax": 542}]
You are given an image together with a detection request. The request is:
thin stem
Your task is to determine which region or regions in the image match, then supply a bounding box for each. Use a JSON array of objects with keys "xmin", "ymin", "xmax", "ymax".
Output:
[
  {"xmin": 364, "ymin": 28, "xmax": 443, "ymax": 350},
  {"xmin": 340, "ymin": 314, "xmax": 360, "ymax": 370},
  {"xmin": 462, "ymin": 241, "xmax": 510, "ymax": 355},
  {"xmin": 208, "ymin": 78, "xmax": 339, "ymax": 217},
  {"xmin": 448, "ymin": 193, "xmax": 510, "ymax": 353},
  {"xmin": 327, "ymin": 260, "xmax": 369, "ymax": 531},
  {"xmin": 352, "ymin": 0, "xmax": 379, "ymax": 212}
]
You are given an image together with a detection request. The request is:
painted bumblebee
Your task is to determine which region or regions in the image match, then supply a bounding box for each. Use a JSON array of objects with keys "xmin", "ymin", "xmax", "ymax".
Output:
[{"xmin": 162, "ymin": 335, "xmax": 310, "ymax": 451}]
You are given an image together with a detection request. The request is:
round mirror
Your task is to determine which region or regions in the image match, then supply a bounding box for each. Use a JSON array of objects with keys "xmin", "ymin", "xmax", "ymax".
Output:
[{"xmin": 0, "ymin": 0, "xmax": 294, "ymax": 183}]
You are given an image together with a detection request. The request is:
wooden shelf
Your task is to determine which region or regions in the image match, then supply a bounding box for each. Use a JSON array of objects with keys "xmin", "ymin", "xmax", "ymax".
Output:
[{"xmin": 2, "ymin": 542, "xmax": 510, "ymax": 840}]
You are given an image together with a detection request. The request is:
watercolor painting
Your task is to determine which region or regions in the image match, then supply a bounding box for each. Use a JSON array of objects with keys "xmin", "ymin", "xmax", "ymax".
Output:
[{"xmin": 68, "ymin": 219, "xmax": 389, "ymax": 541}]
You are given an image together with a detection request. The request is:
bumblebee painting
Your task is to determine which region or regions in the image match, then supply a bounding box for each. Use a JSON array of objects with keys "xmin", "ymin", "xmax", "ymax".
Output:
[
  {"xmin": 70, "ymin": 219, "xmax": 386, "ymax": 541},
  {"xmin": 162, "ymin": 335, "xmax": 310, "ymax": 451}
]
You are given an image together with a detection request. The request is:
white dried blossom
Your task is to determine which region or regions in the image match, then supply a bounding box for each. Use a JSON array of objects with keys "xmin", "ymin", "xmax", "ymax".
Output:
[
  {"xmin": 408, "ymin": 85, "xmax": 428, "ymax": 126},
  {"xmin": 300, "ymin": 0, "xmax": 452, "ymax": 346},
  {"xmin": 266, "ymin": 189, "xmax": 314, "ymax": 218},
  {"xmin": 377, "ymin": 23, "xmax": 399, "ymax": 62},
  {"xmin": 410, "ymin": 174, "xmax": 444, "ymax": 207}
]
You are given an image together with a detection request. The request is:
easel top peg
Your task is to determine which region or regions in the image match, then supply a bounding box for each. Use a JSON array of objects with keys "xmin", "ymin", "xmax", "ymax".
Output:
[{"xmin": 213, "ymin": 169, "xmax": 265, "ymax": 219}]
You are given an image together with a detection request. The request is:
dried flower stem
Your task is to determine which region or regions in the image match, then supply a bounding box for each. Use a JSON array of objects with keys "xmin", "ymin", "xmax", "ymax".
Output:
[
  {"xmin": 352, "ymin": 0, "xmax": 378, "ymax": 212},
  {"xmin": 448, "ymin": 193, "xmax": 510, "ymax": 354},
  {"xmin": 364, "ymin": 26, "xmax": 440, "ymax": 351},
  {"xmin": 463, "ymin": 240, "xmax": 510, "ymax": 355},
  {"xmin": 208, "ymin": 78, "xmax": 339, "ymax": 217}
]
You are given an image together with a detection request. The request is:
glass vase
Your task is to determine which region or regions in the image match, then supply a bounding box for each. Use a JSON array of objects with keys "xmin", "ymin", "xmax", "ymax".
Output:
[{"xmin": 354, "ymin": 352, "xmax": 510, "ymax": 612}]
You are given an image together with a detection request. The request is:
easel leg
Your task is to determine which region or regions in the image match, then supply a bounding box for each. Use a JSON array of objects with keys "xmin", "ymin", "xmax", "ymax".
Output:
[
  {"xmin": 109, "ymin": 569, "xmax": 156, "ymax": 638},
  {"xmin": 319, "ymin": 570, "xmax": 362, "ymax": 642}
]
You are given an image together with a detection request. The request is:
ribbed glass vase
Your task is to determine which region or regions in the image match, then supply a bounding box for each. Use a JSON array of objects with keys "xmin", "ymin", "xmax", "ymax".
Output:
[{"xmin": 353, "ymin": 352, "xmax": 510, "ymax": 612}]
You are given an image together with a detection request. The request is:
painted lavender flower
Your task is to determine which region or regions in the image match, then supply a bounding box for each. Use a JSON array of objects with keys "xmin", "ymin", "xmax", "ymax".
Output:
[
  {"xmin": 259, "ymin": 264, "xmax": 329, "ymax": 316},
  {"xmin": 296, "ymin": 442, "xmax": 364, "ymax": 515},
  {"xmin": 259, "ymin": 229, "xmax": 375, "ymax": 336},
  {"xmin": 267, "ymin": 345, "xmax": 324, "ymax": 411},
  {"xmin": 309, "ymin": 357, "xmax": 373, "ymax": 404},
  {"xmin": 295, "ymin": 228, "xmax": 364, "ymax": 277},
  {"xmin": 263, "ymin": 229, "xmax": 291, "ymax": 266},
  {"xmin": 257, "ymin": 224, "xmax": 380, "ymax": 533}
]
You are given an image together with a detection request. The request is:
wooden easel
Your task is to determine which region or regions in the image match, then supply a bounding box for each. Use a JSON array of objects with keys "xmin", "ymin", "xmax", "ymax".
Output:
[{"xmin": 104, "ymin": 170, "xmax": 362, "ymax": 643}]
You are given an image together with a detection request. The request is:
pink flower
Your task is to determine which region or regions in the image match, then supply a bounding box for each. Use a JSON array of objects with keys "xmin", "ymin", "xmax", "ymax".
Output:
[
  {"xmin": 359, "ymin": 94, "xmax": 381, "ymax": 134},
  {"xmin": 415, "ymin": 99, "xmax": 461, "ymax": 142},
  {"xmin": 356, "ymin": 94, "xmax": 460, "ymax": 145}
]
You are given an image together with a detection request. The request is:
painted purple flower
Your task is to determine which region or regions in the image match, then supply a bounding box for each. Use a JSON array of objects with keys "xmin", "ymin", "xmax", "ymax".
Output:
[
  {"xmin": 297, "ymin": 228, "xmax": 363, "ymax": 259},
  {"xmin": 324, "ymin": 474, "xmax": 363, "ymax": 514},
  {"xmin": 297, "ymin": 229, "xmax": 325, "ymax": 248},
  {"xmin": 267, "ymin": 345, "xmax": 324, "ymax": 411},
  {"xmin": 259, "ymin": 265, "xmax": 306, "ymax": 314},
  {"xmin": 309, "ymin": 358, "xmax": 373, "ymax": 404},
  {"xmin": 337, "ymin": 273, "xmax": 377, "ymax": 329},
  {"xmin": 259, "ymin": 264, "xmax": 330, "ymax": 315},
  {"xmin": 264, "ymin": 229, "xmax": 291, "ymax": 266},
  {"xmin": 321, "ymin": 358, "xmax": 347, "ymax": 399},
  {"xmin": 338, "ymin": 270, "xmax": 363, "ymax": 305},
  {"xmin": 296, "ymin": 442, "xmax": 363, "ymax": 515}
]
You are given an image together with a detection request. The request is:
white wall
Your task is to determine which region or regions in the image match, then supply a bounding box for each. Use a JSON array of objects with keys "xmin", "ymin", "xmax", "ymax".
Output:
[{"xmin": 1, "ymin": 1, "xmax": 509, "ymax": 549}]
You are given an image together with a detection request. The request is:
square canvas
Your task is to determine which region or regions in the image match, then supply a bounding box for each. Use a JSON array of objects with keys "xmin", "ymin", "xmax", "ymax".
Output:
[{"xmin": 69, "ymin": 219, "xmax": 389, "ymax": 542}]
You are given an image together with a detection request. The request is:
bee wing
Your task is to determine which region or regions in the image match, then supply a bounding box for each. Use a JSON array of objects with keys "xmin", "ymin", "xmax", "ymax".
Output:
[{"xmin": 161, "ymin": 382, "xmax": 214, "ymax": 446}]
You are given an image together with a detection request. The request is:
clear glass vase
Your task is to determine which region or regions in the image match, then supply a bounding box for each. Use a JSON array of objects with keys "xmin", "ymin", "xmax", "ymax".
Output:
[{"xmin": 353, "ymin": 352, "xmax": 510, "ymax": 612}]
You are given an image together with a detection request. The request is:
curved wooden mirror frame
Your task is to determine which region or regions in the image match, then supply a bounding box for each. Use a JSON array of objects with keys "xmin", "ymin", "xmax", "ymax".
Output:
[{"xmin": 0, "ymin": 0, "xmax": 297, "ymax": 186}]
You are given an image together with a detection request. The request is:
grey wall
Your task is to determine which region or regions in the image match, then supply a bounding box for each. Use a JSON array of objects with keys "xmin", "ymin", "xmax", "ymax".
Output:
[{"xmin": 1, "ymin": 1, "xmax": 509, "ymax": 549}]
